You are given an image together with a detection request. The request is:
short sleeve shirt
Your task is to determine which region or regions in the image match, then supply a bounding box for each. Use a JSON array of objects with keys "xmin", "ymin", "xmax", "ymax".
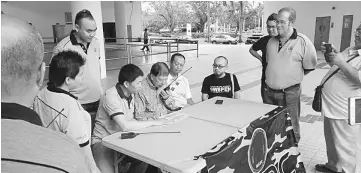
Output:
[
  {"xmin": 92, "ymin": 85, "xmax": 135, "ymax": 144},
  {"xmin": 251, "ymin": 35, "xmax": 272, "ymax": 82},
  {"xmin": 265, "ymin": 29, "xmax": 317, "ymax": 89},
  {"xmin": 167, "ymin": 74, "xmax": 192, "ymax": 108},
  {"xmin": 321, "ymin": 47, "xmax": 361, "ymax": 119},
  {"xmin": 33, "ymin": 86, "xmax": 91, "ymax": 147},
  {"xmin": 201, "ymin": 73, "xmax": 241, "ymax": 99},
  {"xmin": 52, "ymin": 30, "xmax": 103, "ymax": 104}
]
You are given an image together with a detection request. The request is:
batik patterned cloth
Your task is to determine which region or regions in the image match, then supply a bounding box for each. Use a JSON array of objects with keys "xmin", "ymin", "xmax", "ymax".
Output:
[{"xmin": 199, "ymin": 106, "xmax": 306, "ymax": 173}]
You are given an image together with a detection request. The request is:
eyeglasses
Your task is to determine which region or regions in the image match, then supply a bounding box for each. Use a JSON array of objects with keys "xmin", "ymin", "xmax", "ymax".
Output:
[
  {"xmin": 212, "ymin": 64, "xmax": 227, "ymax": 69},
  {"xmin": 267, "ymin": 25, "xmax": 277, "ymax": 29},
  {"xmin": 276, "ymin": 20, "xmax": 289, "ymax": 25}
]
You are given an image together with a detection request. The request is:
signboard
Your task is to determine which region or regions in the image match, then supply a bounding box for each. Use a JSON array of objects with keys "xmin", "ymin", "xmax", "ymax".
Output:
[
  {"xmin": 187, "ymin": 23, "xmax": 191, "ymax": 36},
  {"xmin": 199, "ymin": 107, "xmax": 306, "ymax": 173}
]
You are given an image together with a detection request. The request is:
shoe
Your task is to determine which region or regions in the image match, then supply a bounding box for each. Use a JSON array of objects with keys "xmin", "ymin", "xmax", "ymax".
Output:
[{"xmin": 315, "ymin": 164, "xmax": 342, "ymax": 173}]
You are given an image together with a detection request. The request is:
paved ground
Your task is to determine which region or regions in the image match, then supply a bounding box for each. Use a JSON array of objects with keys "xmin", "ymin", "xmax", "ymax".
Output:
[{"xmin": 47, "ymin": 41, "xmax": 361, "ymax": 172}]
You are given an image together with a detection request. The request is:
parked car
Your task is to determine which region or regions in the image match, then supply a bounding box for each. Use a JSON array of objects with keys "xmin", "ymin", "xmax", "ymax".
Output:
[
  {"xmin": 161, "ymin": 32, "xmax": 172, "ymax": 37},
  {"xmin": 210, "ymin": 35, "xmax": 238, "ymax": 44},
  {"xmin": 177, "ymin": 35, "xmax": 198, "ymax": 44},
  {"xmin": 245, "ymin": 33, "xmax": 264, "ymax": 44}
]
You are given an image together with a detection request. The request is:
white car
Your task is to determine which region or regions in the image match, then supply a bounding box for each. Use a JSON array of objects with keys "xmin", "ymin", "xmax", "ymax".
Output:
[{"xmin": 210, "ymin": 35, "xmax": 238, "ymax": 44}]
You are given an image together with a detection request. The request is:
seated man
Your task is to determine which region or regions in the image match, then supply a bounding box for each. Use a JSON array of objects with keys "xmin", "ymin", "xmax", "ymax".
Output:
[
  {"xmin": 92, "ymin": 64, "xmax": 168, "ymax": 173},
  {"xmin": 167, "ymin": 53, "xmax": 195, "ymax": 108},
  {"xmin": 134, "ymin": 62, "xmax": 180, "ymax": 121},
  {"xmin": 201, "ymin": 56, "xmax": 241, "ymax": 101},
  {"xmin": 33, "ymin": 51, "xmax": 100, "ymax": 173}
]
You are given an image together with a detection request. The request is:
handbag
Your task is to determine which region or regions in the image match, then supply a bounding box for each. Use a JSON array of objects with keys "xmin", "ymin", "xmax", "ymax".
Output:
[{"xmin": 312, "ymin": 55, "xmax": 358, "ymax": 112}]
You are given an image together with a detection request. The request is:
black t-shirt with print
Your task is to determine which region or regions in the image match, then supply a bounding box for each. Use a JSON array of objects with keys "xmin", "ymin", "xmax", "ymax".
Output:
[{"xmin": 201, "ymin": 73, "xmax": 241, "ymax": 99}]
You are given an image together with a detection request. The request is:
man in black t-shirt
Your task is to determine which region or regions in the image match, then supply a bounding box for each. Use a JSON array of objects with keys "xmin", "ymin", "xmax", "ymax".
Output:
[
  {"xmin": 201, "ymin": 56, "xmax": 241, "ymax": 101},
  {"xmin": 249, "ymin": 13, "xmax": 278, "ymax": 103}
]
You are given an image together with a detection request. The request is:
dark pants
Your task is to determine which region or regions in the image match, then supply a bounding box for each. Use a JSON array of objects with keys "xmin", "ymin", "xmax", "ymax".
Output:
[
  {"xmin": 261, "ymin": 80, "xmax": 266, "ymax": 104},
  {"xmin": 141, "ymin": 39, "xmax": 149, "ymax": 51},
  {"xmin": 263, "ymin": 84, "xmax": 301, "ymax": 142},
  {"xmin": 81, "ymin": 100, "xmax": 100, "ymax": 132}
]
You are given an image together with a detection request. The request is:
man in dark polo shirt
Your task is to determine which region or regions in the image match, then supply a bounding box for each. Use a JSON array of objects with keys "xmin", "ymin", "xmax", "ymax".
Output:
[
  {"xmin": 53, "ymin": 9, "xmax": 103, "ymax": 130},
  {"xmin": 1, "ymin": 14, "xmax": 89, "ymax": 173},
  {"xmin": 264, "ymin": 7, "xmax": 317, "ymax": 142},
  {"xmin": 249, "ymin": 13, "xmax": 278, "ymax": 103}
]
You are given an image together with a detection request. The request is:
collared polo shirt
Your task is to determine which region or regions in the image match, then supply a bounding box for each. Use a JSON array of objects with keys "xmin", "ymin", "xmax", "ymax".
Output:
[
  {"xmin": 167, "ymin": 74, "xmax": 192, "ymax": 108},
  {"xmin": 52, "ymin": 30, "xmax": 103, "ymax": 104},
  {"xmin": 1, "ymin": 103, "xmax": 90, "ymax": 172},
  {"xmin": 92, "ymin": 84, "xmax": 135, "ymax": 144},
  {"xmin": 33, "ymin": 84, "xmax": 92, "ymax": 148},
  {"xmin": 321, "ymin": 47, "xmax": 361, "ymax": 119},
  {"xmin": 265, "ymin": 29, "xmax": 317, "ymax": 89}
]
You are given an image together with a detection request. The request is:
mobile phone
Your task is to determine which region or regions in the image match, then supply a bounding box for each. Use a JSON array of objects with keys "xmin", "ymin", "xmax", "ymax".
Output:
[
  {"xmin": 324, "ymin": 43, "xmax": 332, "ymax": 54},
  {"xmin": 215, "ymin": 100, "xmax": 223, "ymax": 105}
]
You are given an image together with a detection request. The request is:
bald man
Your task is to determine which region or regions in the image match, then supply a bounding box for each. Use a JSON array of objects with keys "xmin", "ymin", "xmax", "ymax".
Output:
[
  {"xmin": 1, "ymin": 14, "xmax": 90, "ymax": 172},
  {"xmin": 201, "ymin": 56, "xmax": 241, "ymax": 101}
]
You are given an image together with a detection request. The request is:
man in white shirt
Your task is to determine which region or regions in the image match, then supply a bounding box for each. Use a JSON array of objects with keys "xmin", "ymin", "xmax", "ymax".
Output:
[
  {"xmin": 315, "ymin": 24, "xmax": 361, "ymax": 173},
  {"xmin": 167, "ymin": 53, "xmax": 194, "ymax": 108}
]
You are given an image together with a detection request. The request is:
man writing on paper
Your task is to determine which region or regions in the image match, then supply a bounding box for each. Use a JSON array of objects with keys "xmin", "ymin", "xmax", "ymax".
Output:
[{"xmin": 315, "ymin": 24, "xmax": 361, "ymax": 173}]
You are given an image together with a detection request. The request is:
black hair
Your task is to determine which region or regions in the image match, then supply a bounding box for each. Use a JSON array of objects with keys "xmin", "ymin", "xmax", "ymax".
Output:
[
  {"xmin": 75, "ymin": 9, "xmax": 94, "ymax": 25},
  {"xmin": 49, "ymin": 51, "xmax": 85, "ymax": 87},
  {"xmin": 150, "ymin": 62, "xmax": 169, "ymax": 77},
  {"xmin": 267, "ymin": 13, "xmax": 278, "ymax": 22},
  {"xmin": 118, "ymin": 64, "xmax": 144, "ymax": 85},
  {"xmin": 144, "ymin": 28, "xmax": 148, "ymax": 31},
  {"xmin": 170, "ymin": 53, "xmax": 185, "ymax": 63}
]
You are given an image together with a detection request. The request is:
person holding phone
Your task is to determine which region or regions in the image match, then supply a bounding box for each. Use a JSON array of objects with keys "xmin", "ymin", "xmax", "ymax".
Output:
[{"xmin": 315, "ymin": 24, "xmax": 361, "ymax": 173}]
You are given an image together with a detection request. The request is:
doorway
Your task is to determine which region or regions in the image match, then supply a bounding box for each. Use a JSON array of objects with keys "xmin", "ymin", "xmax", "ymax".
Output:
[
  {"xmin": 340, "ymin": 15, "xmax": 353, "ymax": 52},
  {"xmin": 314, "ymin": 16, "xmax": 331, "ymax": 51}
]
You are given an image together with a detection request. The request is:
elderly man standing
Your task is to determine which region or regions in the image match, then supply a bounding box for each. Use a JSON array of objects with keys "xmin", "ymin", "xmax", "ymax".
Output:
[
  {"xmin": 1, "ymin": 14, "xmax": 89, "ymax": 172},
  {"xmin": 264, "ymin": 7, "xmax": 317, "ymax": 142},
  {"xmin": 53, "ymin": 9, "xmax": 103, "ymax": 129},
  {"xmin": 315, "ymin": 24, "xmax": 361, "ymax": 173},
  {"xmin": 134, "ymin": 62, "xmax": 180, "ymax": 121}
]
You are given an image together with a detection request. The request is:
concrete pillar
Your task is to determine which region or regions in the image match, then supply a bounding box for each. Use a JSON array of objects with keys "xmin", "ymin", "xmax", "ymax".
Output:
[
  {"xmin": 71, "ymin": 1, "xmax": 106, "ymax": 78},
  {"xmin": 128, "ymin": 1, "xmax": 142, "ymax": 39},
  {"xmin": 114, "ymin": 1, "xmax": 127, "ymax": 45}
]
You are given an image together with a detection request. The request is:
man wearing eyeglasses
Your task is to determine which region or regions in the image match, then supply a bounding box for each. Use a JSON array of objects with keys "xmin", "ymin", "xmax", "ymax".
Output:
[
  {"xmin": 264, "ymin": 7, "xmax": 317, "ymax": 143},
  {"xmin": 201, "ymin": 56, "xmax": 241, "ymax": 101},
  {"xmin": 52, "ymin": 9, "xmax": 103, "ymax": 131},
  {"xmin": 249, "ymin": 13, "xmax": 278, "ymax": 103}
]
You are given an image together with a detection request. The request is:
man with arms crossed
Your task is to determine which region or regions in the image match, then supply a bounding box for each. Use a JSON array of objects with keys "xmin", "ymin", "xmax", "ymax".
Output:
[
  {"xmin": 201, "ymin": 56, "xmax": 241, "ymax": 101},
  {"xmin": 264, "ymin": 7, "xmax": 317, "ymax": 142},
  {"xmin": 53, "ymin": 9, "xmax": 103, "ymax": 129},
  {"xmin": 167, "ymin": 53, "xmax": 195, "ymax": 108},
  {"xmin": 249, "ymin": 13, "xmax": 278, "ymax": 103},
  {"xmin": 1, "ymin": 14, "xmax": 89, "ymax": 173}
]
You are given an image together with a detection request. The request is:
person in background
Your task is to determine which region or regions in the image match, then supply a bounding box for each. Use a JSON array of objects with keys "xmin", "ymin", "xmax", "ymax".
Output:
[
  {"xmin": 134, "ymin": 62, "xmax": 180, "ymax": 121},
  {"xmin": 263, "ymin": 7, "xmax": 317, "ymax": 142},
  {"xmin": 201, "ymin": 56, "xmax": 241, "ymax": 101},
  {"xmin": 33, "ymin": 51, "xmax": 100, "ymax": 173},
  {"xmin": 92, "ymin": 64, "xmax": 168, "ymax": 173},
  {"xmin": 141, "ymin": 28, "xmax": 150, "ymax": 51},
  {"xmin": 249, "ymin": 13, "xmax": 278, "ymax": 103},
  {"xmin": 167, "ymin": 53, "xmax": 195, "ymax": 108},
  {"xmin": 52, "ymin": 9, "xmax": 103, "ymax": 131},
  {"xmin": 2, "ymin": 14, "xmax": 89, "ymax": 173},
  {"xmin": 315, "ymin": 24, "xmax": 361, "ymax": 173}
]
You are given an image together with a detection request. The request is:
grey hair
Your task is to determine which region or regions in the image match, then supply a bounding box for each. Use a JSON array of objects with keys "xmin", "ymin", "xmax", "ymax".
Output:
[
  {"xmin": 279, "ymin": 7, "xmax": 296, "ymax": 23},
  {"xmin": 1, "ymin": 24, "xmax": 44, "ymax": 95}
]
